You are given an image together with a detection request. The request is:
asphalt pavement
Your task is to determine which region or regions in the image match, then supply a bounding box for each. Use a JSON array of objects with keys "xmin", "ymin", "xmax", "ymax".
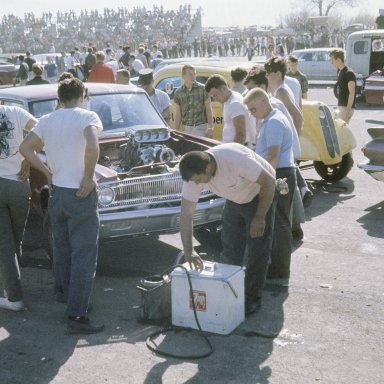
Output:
[{"xmin": 0, "ymin": 86, "xmax": 383, "ymax": 384}]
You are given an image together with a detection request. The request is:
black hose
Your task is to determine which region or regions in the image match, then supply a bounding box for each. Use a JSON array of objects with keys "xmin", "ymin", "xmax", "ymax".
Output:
[{"xmin": 145, "ymin": 264, "xmax": 214, "ymax": 359}]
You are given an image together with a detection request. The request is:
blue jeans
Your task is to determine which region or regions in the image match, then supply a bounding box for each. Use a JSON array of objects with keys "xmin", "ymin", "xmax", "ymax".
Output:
[
  {"xmin": 269, "ymin": 167, "xmax": 296, "ymax": 278},
  {"xmin": 220, "ymin": 194, "xmax": 276, "ymax": 299},
  {"xmin": 48, "ymin": 186, "xmax": 99, "ymax": 317},
  {"xmin": 0, "ymin": 177, "xmax": 30, "ymax": 301}
]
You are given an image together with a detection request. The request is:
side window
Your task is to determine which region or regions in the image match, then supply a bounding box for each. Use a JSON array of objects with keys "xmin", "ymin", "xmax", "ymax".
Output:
[
  {"xmin": 1, "ymin": 100, "xmax": 25, "ymax": 108},
  {"xmin": 372, "ymin": 39, "xmax": 384, "ymax": 52},
  {"xmin": 354, "ymin": 41, "xmax": 368, "ymax": 55},
  {"xmin": 301, "ymin": 53, "xmax": 313, "ymax": 61},
  {"xmin": 156, "ymin": 76, "xmax": 181, "ymax": 100}
]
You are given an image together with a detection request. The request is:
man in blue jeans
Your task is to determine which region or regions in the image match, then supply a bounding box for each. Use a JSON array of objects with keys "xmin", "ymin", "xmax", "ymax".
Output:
[
  {"xmin": 0, "ymin": 106, "xmax": 36, "ymax": 311},
  {"xmin": 179, "ymin": 143, "xmax": 277, "ymax": 315},
  {"xmin": 20, "ymin": 78, "xmax": 104, "ymax": 334}
]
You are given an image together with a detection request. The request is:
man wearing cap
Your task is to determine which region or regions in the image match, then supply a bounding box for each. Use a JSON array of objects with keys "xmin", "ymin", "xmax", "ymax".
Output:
[
  {"xmin": 138, "ymin": 69, "xmax": 171, "ymax": 124},
  {"xmin": 174, "ymin": 64, "xmax": 214, "ymax": 138}
]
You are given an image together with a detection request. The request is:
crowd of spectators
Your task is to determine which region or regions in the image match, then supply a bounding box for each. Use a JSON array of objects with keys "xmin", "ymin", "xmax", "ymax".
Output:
[
  {"xmin": 0, "ymin": 5, "xmax": 198, "ymax": 54},
  {"xmin": 0, "ymin": 4, "xmax": 348, "ymax": 60}
]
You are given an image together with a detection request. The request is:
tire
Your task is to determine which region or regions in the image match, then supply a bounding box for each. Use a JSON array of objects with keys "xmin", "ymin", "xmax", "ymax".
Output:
[
  {"xmin": 42, "ymin": 211, "xmax": 53, "ymax": 261},
  {"xmin": 313, "ymin": 152, "xmax": 354, "ymax": 182},
  {"xmin": 193, "ymin": 224, "xmax": 222, "ymax": 250}
]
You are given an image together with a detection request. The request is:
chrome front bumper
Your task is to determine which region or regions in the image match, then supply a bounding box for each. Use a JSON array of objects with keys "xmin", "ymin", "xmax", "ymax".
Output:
[
  {"xmin": 358, "ymin": 163, "xmax": 384, "ymax": 182},
  {"xmin": 99, "ymin": 197, "xmax": 225, "ymax": 239}
]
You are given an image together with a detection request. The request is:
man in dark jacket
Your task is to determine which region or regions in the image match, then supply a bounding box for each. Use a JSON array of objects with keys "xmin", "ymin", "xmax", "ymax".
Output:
[{"xmin": 26, "ymin": 64, "xmax": 50, "ymax": 85}]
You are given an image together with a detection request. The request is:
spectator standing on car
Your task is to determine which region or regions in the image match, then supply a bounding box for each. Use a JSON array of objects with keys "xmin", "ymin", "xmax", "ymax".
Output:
[
  {"xmin": 88, "ymin": 51, "xmax": 115, "ymax": 83},
  {"xmin": 179, "ymin": 143, "xmax": 276, "ymax": 314},
  {"xmin": 244, "ymin": 88, "xmax": 296, "ymax": 279},
  {"xmin": 205, "ymin": 74, "xmax": 252, "ymax": 146},
  {"xmin": 330, "ymin": 49, "xmax": 356, "ymax": 123},
  {"xmin": 15, "ymin": 55, "xmax": 29, "ymax": 86},
  {"xmin": 24, "ymin": 52, "xmax": 36, "ymax": 80},
  {"xmin": 0, "ymin": 106, "xmax": 37, "ymax": 312},
  {"xmin": 230, "ymin": 67, "xmax": 248, "ymax": 94},
  {"xmin": 44, "ymin": 56, "xmax": 57, "ymax": 84},
  {"xmin": 138, "ymin": 69, "xmax": 171, "ymax": 124},
  {"xmin": 26, "ymin": 64, "xmax": 50, "ymax": 86},
  {"xmin": 20, "ymin": 78, "xmax": 104, "ymax": 334},
  {"xmin": 286, "ymin": 55, "xmax": 308, "ymax": 99},
  {"xmin": 174, "ymin": 64, "xmax": 214, "ymax": 138}
]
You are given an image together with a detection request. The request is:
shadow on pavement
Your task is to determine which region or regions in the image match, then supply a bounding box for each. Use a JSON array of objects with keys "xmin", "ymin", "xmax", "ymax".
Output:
[
  {"xmin": 304, "ymin": 177, "xmax": 355, "ymax": 221},
  {"xmin": 356, "ymin": 200, "xmax": 384, "ymax": 238}
]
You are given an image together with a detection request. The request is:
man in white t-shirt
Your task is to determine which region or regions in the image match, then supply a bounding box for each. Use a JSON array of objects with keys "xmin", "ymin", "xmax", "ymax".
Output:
[
  {"xmin": 20, "ymin": 78, "xmax": 104, "ymax": 334},
  {"xmin": 138, "ymin": 69, "xmax": 171, "ymax": 124},
  {"xmin": 0, "ymin": 106, "xmax": 37, "ymax": 312},
  {"xmin": 179, "ymin": 143, "xmax": 277, "ymax": 315},
  {"xmin": 205, "ymin": 74, "xmax": 252, "ymax": 147}
]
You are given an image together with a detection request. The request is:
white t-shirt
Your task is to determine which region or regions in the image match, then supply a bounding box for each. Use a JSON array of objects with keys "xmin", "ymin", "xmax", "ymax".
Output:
[
  {"xmin": 222, "ymin": 91, "xmax": 252, "ymax": 144},
  {"xmin": 133, "ymin": 59, "xmax": 145, "ymax": 73},
  {"xmin": 284, "ymin": 76, "xmax": 301, "ymax": 106},
  {"xmin": 182, "ymin": 143, "xmax": 275, "ymax": 205},
  {"xmin": 105, "ymin": 60, "xmax": 118, "ymax": 79},
  {"xmin": 149, "ymin": 89, "xmax": 171, "ymax": 114},
  {"xmin": 32, "ymin": 108, "xmax": 102, "ymax": 188},
  {"xmin": 270, "ymin": 96, "xmax": 301, "ymax": 159},
  {"xmin": 0, "ymin": 106, "xmax": 35, "ymax": 180}
]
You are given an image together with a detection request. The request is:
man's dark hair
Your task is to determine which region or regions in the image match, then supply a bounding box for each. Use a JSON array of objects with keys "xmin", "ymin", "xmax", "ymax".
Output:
[
  {"xmin": 58, "ymin": 72, "xmax": 74, "ymax": 82},
  {"xmin": 123, "ymin": 45, "xmax": 131, "ymax": 52},
  {"xmin": 330, "ymin": 49, "xmax": 345, "ymax": 63},
  {"xmin": 58, "ymin": 77, "xmax": 85, "ymax": 103},
  {"xmin": 129, "ymin": 54, "xmax": 136, "ymax": 60},
  {"xmin": 264, "ymin": 56, "xmax": 287, "ymax": 78},
  {"xmin": 179, "ymin": 151, "xmax": 211, "ymax": 181},
  {"xmin": 244, "ymin": 68, "xmax": 268, "ymax": 88},
  {"xmin": 19, "ymin": 55, "xmax": 24, "ymax": 61},
  {"xmin": 205, "ymin": 74, "xmax": 228, "ymax": 93},
  {"xmin": 87, "ymin": 47, "xmax": 93, "ymax": 53},
  {"xmin": 230, "ymin": 67, "xmax": 248, "ymax": 82}
]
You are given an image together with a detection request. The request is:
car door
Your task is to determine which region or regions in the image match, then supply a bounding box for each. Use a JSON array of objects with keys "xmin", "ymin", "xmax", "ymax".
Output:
[
  {"xmin": 296, "ymin": 52, "xmax": 314, "ymax": 79},
  {"xmin": 312, "ymin": 51, "xmax": 337, "ymax": 80}
]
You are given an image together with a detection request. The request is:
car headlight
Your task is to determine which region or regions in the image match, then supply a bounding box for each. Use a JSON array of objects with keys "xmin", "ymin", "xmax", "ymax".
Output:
[{"xmin": 98, "ymin": 187, "xmax": 115, "ymax": 206}]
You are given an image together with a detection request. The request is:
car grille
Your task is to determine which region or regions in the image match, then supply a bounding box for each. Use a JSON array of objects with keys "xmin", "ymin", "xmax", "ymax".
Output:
[
  {"xmin": 319, "ymin": 105, "xmax": 340, "ymax": 158},
  {"xmin": 97, "ymin": 171, "xmax": 213, "ymax": 211}
]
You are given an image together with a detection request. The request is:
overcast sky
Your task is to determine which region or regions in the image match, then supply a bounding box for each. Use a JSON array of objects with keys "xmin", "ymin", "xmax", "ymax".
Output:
[{"xmin": 0, "ymin": 0, "xmax": 382, "ymax": 27}]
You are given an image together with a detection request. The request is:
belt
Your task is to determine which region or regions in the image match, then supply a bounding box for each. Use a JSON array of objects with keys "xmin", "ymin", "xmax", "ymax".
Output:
[{"xmin": 184, "ymin": 122, "xmax": 207, "ymax": 127}]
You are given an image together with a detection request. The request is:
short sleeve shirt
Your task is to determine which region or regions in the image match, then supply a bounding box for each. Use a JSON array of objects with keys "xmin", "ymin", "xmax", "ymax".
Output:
[
  {"xmin": 286, "ymin": 71, "xmax": 308, "ymax": 95},
  {"xmin": 256, "ymin": 109, "xmax": 295, "ymax": 169},
  {"xmin": 32, "ymin": 108, "xmax": 102, "ymax": 188},
  {"xmin": 337, "ymin": 66, "xmax": 356, "ymax": 108},
  {"xmin": 150, "ymin": 89, "xmax": 171, "ymax": 114},
  {"xmin": 223, "ymin": 91, "xmax": 252, "ymax": 144},
  {"xmin": 0, "ymin": 106, "xmax": 35, "ymax": 180},
  {"xmin": 174, "ymin": 81, "xmax": 209, "ymax": 126},
  {"xmin": 181, "ymin": 143, "xmax": 275, "ymax": 204}
]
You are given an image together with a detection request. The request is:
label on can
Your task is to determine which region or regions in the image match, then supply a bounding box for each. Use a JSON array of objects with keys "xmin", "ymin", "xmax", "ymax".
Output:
[{"xmin": 190, "ymin": 290, "xmax": 207, "ymax": 312}]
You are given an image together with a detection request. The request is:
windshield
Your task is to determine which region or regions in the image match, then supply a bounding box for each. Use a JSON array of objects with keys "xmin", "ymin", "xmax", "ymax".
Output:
[{"xmin": 29, "ymin": 92, "xmax": 167, "ymax": 131}]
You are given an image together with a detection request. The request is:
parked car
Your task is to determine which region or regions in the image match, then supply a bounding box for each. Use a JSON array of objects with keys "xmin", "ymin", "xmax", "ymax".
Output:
[
  {"xmin": 290, "ymin": 48, "xmax": 338, "ymax": 80},
  {"xmin": 0, "ymin": 60, "xmax": 16, "ymax": 86},
  {"xmin": 358, "ymin": 127, "xmax": 384, "ymax": 182},
  {"xmin": 0, "ymin": 83, "xmax": 225, "ymax": 250},
  {"xmin": 153, "ymin": 62, "xmax": 357, "ymax": 182}
]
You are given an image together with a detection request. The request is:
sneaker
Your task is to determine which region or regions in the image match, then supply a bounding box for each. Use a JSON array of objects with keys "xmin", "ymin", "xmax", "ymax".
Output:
[
  {"xmin": 66, "ymin": 317, "xmax": 104, "ymax": 334},
  {"xmin": 0, "ymin": 297, "xmax": 25, "ymax": 311},
  {"xmin": 301, "ymin": 189, "xmax": 314, "ymax": 208}
]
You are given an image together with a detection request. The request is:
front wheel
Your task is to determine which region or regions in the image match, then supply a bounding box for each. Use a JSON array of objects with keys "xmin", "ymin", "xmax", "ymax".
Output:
[{"xmin": 313, "ymin": 152, "xmax": 354, "ymax": 182}]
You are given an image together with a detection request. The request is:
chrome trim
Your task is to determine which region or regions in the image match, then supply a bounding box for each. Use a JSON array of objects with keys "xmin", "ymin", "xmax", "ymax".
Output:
[{"xmin": 97, "ymin": 171, "xmax": 213, "ymax": 212}]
